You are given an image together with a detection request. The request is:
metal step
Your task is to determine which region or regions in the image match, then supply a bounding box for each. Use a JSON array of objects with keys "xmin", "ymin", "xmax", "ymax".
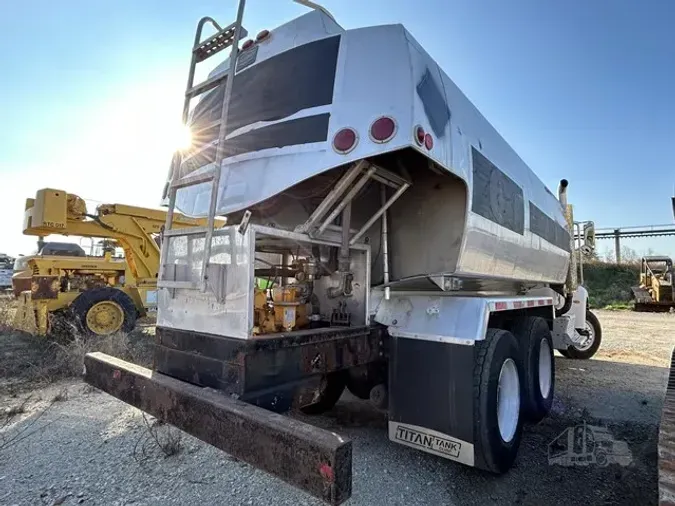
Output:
[
  {"xmin": 156, "ymin": 280, "xmax": 198, "ymax": 290},
  {"xmin": 193, "ymin": 22, "xmax": 248, "ymax": 63},
  {"xmin": 163, "ymin": 226, "xmax": 210, "ymax": 238},
  {"xmin": 170, "ymin": 169, "xmax": 215, "ymax": 190},
  {"xmin": 186, "ymin": 71, "xmax": 229, "ymax": 99}
]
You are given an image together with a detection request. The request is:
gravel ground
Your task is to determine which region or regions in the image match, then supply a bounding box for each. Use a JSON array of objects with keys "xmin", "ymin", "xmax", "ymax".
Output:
[{"xmin": 0, "ymin": 310, "xmax": 673, "ymax": 506}]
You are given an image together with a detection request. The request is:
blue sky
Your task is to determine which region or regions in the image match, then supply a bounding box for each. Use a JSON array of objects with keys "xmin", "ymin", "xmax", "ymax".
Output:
[{"xmin": 1, "ymin": 0, "xmax": 673, "ymax": 258}]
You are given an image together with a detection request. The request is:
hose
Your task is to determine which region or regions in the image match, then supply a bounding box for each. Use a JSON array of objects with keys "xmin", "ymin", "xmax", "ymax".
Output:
[{"xmin": 555, "ymin": 293, "xmax": 574, "ymax": 317}]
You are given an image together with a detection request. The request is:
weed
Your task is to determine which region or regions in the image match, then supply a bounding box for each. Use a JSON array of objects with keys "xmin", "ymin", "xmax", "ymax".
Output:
[
  {"xmin": 51, "ymin": 388, "xmax": 69, "ymax": 403},
  {"xmin": 3, "ymin": 400, "xmax": 27, "ymax": 421},
  {"xmin": 136, "ymin": 413, "xmax": 183, "ymax": 459}
]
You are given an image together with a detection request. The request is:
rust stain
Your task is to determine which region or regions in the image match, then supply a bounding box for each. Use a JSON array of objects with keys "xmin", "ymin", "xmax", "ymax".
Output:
[{"xmin": 31, "ymin": 276, "xmax": 59, "ymax": 300}]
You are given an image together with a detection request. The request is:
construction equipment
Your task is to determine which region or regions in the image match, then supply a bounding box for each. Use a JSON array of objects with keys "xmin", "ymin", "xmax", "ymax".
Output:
[
  {"xmin": 84, "ymin": 3, "xmax": 601, "ymax": 504},
  {"xmin": 12, "ymin": 242, "xmax": 87, "ymax": 297},
  {"xmin": 12, "ymin": 188, "xmax": 221, "ymax": 337},
  {"xmin": 631, "ymin": 256, "xmax": 675, "ymax": 312}
]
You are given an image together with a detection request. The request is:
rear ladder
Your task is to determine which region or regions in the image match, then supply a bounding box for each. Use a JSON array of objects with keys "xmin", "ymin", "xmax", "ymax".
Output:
[{"xmin": 159, "ymin": 1, "xmax": 248, "ymax": 292}]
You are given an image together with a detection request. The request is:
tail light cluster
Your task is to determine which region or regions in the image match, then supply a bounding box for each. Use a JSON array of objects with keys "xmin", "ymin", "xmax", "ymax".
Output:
[
  {"xmin": 332, "ymin": 116, "xmax": 434, "ymax": 154},
  {"xmin": 241, "ymin": 29, "xmax": 272, "ymax": 51},
  {"xmin": 414, "ymin": 124, "xmax": 434, "ymax": 150}
]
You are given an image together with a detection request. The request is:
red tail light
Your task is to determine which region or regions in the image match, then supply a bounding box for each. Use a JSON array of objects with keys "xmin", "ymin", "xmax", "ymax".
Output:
[
  {"xmin": 414, "ymin": 125, "xmax": 425, "ymax": 146},
  {"xmin": 424, "ymin": 133, "xmax": 434, "ymax": 150},
  {"xmin": 256, "ymin": 29, "xmax": 270, "ymax": 42},
  {"xmin": 369, "ymin": 117, "xmax": 397, "ymax": 143},
  {"xmin": 242, "ymin": 39, "xmax": 254, "ymax": 50},
  {"xmin": 333, "ymin": 128, "xmax": 358, "ymax": 154}
]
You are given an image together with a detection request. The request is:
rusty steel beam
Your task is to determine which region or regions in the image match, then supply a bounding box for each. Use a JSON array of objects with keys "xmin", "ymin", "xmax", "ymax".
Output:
[{"xmin": 84, "ymin": 352, "xmax": 352, "ymax": 505}]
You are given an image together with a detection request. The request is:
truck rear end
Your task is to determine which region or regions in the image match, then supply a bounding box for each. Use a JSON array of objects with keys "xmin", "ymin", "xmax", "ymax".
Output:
[{"xmin": 85, "ymin": 3, "xmax": 598, "ymax": 504}]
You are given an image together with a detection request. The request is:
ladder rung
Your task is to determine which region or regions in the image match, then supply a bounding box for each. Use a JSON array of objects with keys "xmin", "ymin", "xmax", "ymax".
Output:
[
  {"xmin": 193, "ymin": 23, "xmax": 247, "ymax": 64},
  {"xmin": 192, "ymin": 119, "xmax": 221, "ymax": 136},
  {"xmin": 163, "ymin": 226, "xmax": 210, "ymax": 238},
  {"xmin": 186, "ymin": 72, "xmax": 228, "ymax": 99},
  {"xmin": 157, "ymin": 280, "xmax": 198, "ymax": 290},
  {"xmin": 171, "ymin": 170, "xmax": 215, "ymax": 190},
  {"xmin": 181, "ymin": 141, "xmax": 216, "ymax": 165}
]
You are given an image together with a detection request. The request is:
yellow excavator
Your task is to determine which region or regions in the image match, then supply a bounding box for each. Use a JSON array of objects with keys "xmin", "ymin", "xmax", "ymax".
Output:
[{"xmin": 12, "ymin": 188, "xmax": 221, "ymax": 337}]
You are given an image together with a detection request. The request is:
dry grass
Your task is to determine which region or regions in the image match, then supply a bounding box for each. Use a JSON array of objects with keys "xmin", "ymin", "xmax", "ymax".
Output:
[
  {"xmin": 50, "ymin": 331, "xmax": 152, "ymax": 378},
  {"xmin": 50, "ymin": 388, "xmax": 69, "ymax": 403},
  {"xmin": 130, "ymin": 414, "xmax": 184, "ymax": 461},
  {"xmin": 3, "ymin": 398, "xmax": 28, "ymax": 420},
  {"xmin": 0, "ymin": 294, "xmax": 17, "ymax": 332},
  {"xmin": 0, "ymin": 296, "xmax": 154, "ymax": 394}
]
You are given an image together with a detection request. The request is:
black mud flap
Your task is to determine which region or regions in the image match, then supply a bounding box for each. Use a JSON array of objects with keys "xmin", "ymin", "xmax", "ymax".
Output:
[
  {"xmin": 83, "ymin": 352, "xmax": 352, "ymax": 505},
  {"xmin": 388, "ymin": 337, "xmax": 477, "ymax": 466}
]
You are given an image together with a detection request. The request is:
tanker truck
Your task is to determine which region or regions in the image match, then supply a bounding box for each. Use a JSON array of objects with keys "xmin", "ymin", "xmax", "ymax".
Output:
[{"xmin": 84, "ymin": 3, "xmax": 599, "ymax": 504}]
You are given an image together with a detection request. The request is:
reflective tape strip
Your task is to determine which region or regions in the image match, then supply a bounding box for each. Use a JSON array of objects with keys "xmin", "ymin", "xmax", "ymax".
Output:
[{"xmin": 490, "ymin": 298, "xmax": 553, "ymax": 312}]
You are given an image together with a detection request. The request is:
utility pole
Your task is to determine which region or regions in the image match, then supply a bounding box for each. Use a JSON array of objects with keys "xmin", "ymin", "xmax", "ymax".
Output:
[{"xmin": 614, "ymin": 229, "xmax": 621, "ymax": 264}]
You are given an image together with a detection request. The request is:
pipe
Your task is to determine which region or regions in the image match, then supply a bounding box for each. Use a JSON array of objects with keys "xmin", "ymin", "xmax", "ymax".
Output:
[
  {"xmin": 558, "ymin": 179, "xmax": 568, "ymax": 208},
  {"xmin": 350, "ymin": 182, "xmax": 410, "ymax": 246},
  {"xmin": 339, "ymin": 203, "xmax": 351, "ymax": 271},
  {"xmin": 577, "ymin": 223, "xmax": 584, "ymax": 285},
  {"xmin": 292, "ymin": 0, "xmax": 336, "ymax": 21},
  {"xmin": 381, "ymin": 185, "xmax": 390, "ymax": 300},
  {"xmin": 316, "ymin": 165, "xmax": 377, "ymax": 236},
  {"xmin": 560, "ymin": 180, "xmax": 577, "ymax": 293}
]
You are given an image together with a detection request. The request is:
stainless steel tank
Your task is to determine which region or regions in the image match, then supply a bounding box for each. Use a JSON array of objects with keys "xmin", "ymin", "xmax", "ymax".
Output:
[{"xmin": 168, "ymin": 10, "xmax": 571, "ymax": 290}]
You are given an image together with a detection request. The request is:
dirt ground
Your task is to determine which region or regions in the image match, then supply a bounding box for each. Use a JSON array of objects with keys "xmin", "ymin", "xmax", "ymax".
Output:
[{"xmin": 0, "ymin": 310, "xmax": 673, "ymax": 506}]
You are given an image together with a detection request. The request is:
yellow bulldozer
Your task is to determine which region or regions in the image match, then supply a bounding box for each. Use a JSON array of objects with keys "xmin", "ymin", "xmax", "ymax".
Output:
[
  {"xmin": 631, "ymin": 256, "xmax": 675, "ymax": 312},
  {"xmin": 12, "ymin": 188, "xmax": 220, "ymax": 337}
]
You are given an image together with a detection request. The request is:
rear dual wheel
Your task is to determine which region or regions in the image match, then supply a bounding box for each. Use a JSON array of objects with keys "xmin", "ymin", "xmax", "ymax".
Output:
[
  {"xmin": 474, "ymin": 329, "xmax": 523, "ymax": 473},
  {"xmin": 475, "ymin": 320, "xmax": 555, "ymax": 473},
  {"xmin": 299, "ymin": 371, "xmax": 346, "ymax": 415},
  {"xmin": 514, "ymin": 316, "xmax": 555, "ymax": 422}
]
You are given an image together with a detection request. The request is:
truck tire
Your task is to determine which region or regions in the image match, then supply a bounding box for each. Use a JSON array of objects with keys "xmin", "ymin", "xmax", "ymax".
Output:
[
  {"xmin": 71, "ymin": 287, "xmax": 138, "ymax": 337},
  {"xmin": 346, "ymin": 363, "xmax": 386, "ymax": 400},
  {"xmin": 513, "ymin": 317, "xmax": 555, "ymax": 422},
  {"xmin": 560, "ymin": 310, "xmax": 602, "ymax": 360},
  {"xmin": 300, "ymin": 372, "xmax": 346, "ymax": 415},
  {"xmin": 474, "ymin": 329, "xmax": 523, "ymax": 474}
]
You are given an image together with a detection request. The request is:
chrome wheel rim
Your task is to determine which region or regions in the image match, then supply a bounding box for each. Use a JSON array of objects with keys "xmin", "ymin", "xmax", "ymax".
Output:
[
  {"xmin": 497, "ymin": 358, "xmax": 520, "ymax": 443},
  {"xmin": 574, "ymin": 319, "xmax": 595, "ymax": 351},
  {"xmin": 539, "ymin": 338, "xmax": 552, "ymax": 398}
]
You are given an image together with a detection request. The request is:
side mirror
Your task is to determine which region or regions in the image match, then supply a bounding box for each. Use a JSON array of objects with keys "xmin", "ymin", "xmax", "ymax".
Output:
[{"xmin": 583, "ymin": 221, "xmax": 596, "ymax": 253}]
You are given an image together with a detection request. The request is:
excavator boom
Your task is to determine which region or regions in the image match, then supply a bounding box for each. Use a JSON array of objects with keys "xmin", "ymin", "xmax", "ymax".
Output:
[
  {"xmin": 22, "ymin": 188, "xmax": 220, "ymax": 283},
  {"xmin": 13, "ymin": 188, "xmax": 224, "ymax": 337}
]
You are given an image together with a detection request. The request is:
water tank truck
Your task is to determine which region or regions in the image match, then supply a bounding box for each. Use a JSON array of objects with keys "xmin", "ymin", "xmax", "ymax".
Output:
[{"xmin": 83, "ymin": 3, "xmax": 600, "ymax": 504}]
